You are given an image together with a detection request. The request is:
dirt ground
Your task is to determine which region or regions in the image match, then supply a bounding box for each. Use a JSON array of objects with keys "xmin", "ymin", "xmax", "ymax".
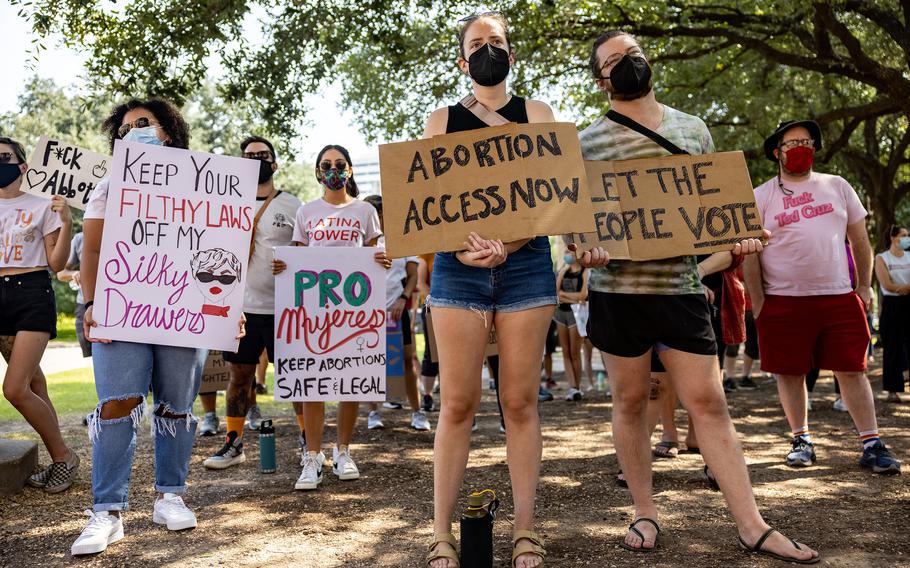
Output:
[{"xmin": 1, "ymin": 363, "xmax": 908, "ymax": 568}]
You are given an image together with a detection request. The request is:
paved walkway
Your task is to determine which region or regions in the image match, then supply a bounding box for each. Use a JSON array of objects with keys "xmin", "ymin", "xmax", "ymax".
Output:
[{"xmin": 0, "ymin": 341, "xmax": 92, "ymax": 377}]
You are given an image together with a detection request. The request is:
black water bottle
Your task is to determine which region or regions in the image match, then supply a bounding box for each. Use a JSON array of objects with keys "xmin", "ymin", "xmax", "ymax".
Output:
[{"xmin": 459, "ymin": 490, "xmax": 498, "ymax": 568}]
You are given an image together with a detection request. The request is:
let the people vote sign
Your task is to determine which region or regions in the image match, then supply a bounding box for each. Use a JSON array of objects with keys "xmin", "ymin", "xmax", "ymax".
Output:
[
  {"xmin": 91, "ymin": 140, "xmax": 257, "ymax": 351},
  {"xmin": 24, "ymin": 137, "xmax": 111, "ymax": 209},
  {"xmin": 379, "ymin": 123, "xmax": 596, "ymax": 257},
  {"xmin": 571, "ymin": 151, "xmax": 764, "ymax": 260},
  {"xmin": 273, "ymin": 247, "xmax": 387, "ymax": 402}
]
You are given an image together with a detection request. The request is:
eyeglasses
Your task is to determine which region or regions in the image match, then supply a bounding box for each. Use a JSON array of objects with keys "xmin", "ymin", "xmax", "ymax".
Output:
[
  {"xmin": 319, "ymin": 160, "xmax": 348, "ymax": 172},
  {"xmin": 779, "ymin": 138, "xmax": 815, "ymax": 150},
  {"xmin": 243, "ymin": 151, "xmax": 273, "ymax": 161},
  {"xmin": 117, "ymin": 117, "xmax": 160, "ymax": 138},
  {"xmin": 599, "ymin": 47, "xmax": 645, "ymax": 76},
  {"xmin": 196, "ymin": 272, "xmax": 237, "ymax": 285},
  {"xmin": 0, "ymin": 152, "xmax": 23, "ymax": 165}
]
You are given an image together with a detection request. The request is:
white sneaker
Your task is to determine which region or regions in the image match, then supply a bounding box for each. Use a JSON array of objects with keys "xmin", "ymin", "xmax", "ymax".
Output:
[
  {"xmin": 807, "ymin": 398, "xmax": 813, "ymax": 411},
  {"xmin": 295, "ymin": 451, "xmax": 325, "ymax": 490},
  {"xmin": 198, "ymin": 412, "xmax": 219, "ymax": 436},
  {"xmin": 152, "ymin": 493, "xmax": 197, "ymax": 531},
  {"xmin": 367, "ymin": 410, "xmax": 384, "ymax": 430},
  {"xmin": 71, "ymin": 510, "xmax": 124, "ymax": 555},
  {"xmin": 245, "ymin": 405, "xmax": 263, "ymax": 431},
  {"xmin": 332, "ymin": 447, "xmax": 360, "ymax": 481},
  {"xmin": 203, "ymin": 432, "xmax": 245, "ymax": 470},
  {"xmin": 833, "ymin": 398, "xmax": 848, "ymax": 412},
  {"xmin": 410, "ymin": 411, "xmax": 431, "ymax": 431},
  {"xmin": 565, "ymin": 387, "xmax": 583, "ymax": 401}
]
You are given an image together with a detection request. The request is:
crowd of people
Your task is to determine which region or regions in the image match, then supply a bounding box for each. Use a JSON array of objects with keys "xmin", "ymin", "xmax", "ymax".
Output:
[{"xmin": 1, "ymin": 10, "xmax": 906, "ymax": 567}]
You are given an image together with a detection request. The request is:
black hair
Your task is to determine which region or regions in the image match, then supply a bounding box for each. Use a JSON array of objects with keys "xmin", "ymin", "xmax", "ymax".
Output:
[
  {"xmin": 101, "ymin": 98, "xmax": 190, "ymax": 152},
  {"xmin": 457, "ymin": 12, "xmax": 512, "ymax": 58},
  {"xmin": 589, "ymin": 30, "xmax": 634, "ymax": 77},
  {"xmin": 0, "ymin": 137, "xmax": 27, "ymax": 163},
  {"xmin": 364, "ymin": 194, "xmax": 382, "ymax": 211},
  {"xmin": 890, "ymin": 225, "xmax": 906, "ymax": 238},
  {"xmin": 240, "ymin": 135, "xmax": 277, "ymax": 161},
  {"xmin": 315, "ymin": 144, "xmax": 359, "ymax": 198}
]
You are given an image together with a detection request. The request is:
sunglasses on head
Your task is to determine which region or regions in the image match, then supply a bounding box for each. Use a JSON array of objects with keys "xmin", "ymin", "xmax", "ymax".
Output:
[
  {"xmin": 117, "ymin": 116, "xmax": 160, "ymax": 138},
  {"xmin": 0, "ymin": 152, "xmax": 23, "ymax": 165},
  {"xmin": 196, "ymin": 272, "xmax": 237, "ymax": 285},
  {"xmin": 243, "ymin": 150, "xmax": 273, "ymax": 161},
  {"xmin": 319, "ymin": 160, "xmax": 348, "ymax": 172}
]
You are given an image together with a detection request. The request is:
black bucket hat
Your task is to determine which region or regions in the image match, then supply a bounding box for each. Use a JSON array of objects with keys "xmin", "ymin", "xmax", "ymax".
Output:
[{"xmin": 763, "ymin": 120, "xmax": 822, "ymax": 162}]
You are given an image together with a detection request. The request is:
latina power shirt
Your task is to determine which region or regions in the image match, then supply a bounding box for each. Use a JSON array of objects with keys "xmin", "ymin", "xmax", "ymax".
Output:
[
  {"xmin": 754, "ymin": 172, "xmax": 867, "ymax": 296},
  {"xmin": 0, "ymin": 193, "xmax": 62, "ymax": 268},
  {"xmin": 292, "ymin": 198, "xmax": 382, "ymax": 248}
]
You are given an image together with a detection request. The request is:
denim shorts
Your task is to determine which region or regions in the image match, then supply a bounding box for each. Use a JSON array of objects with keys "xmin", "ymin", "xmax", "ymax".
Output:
[{"xmin": 428, "ymin": 236, "xmax": 557, "ymax": 313}]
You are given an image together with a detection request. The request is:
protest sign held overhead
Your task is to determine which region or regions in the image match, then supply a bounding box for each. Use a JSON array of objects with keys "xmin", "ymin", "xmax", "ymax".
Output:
[
  {"xmin": 273, "ymin": 246, "xmax": 387, "ymax": 402},
  {"xmin": 570, "ymin": 151, "xmax": 764, "ymax": 260},
  {"xmin": 24, "ymin": 137, "xmax": 111, "ymax": 209},
  {"xmin": 379, "ymin": 123, "xmax": 596, "ymax": 258},
  {"xmin": 91, "ymin": 140, "xmax": 257, "ymax": 351}
]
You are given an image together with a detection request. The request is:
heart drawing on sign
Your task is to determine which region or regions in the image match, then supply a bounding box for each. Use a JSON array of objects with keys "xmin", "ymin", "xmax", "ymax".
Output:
[
  {"xmin": 25, "ymin": 169, "xmax": 47, "ymax": 189},
  {"xmin": 92, "ymin": 160, "xmax": 108, "ymax": 179}
]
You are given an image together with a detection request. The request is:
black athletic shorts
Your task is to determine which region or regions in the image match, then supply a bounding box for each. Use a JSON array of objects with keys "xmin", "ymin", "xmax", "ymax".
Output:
[
  {"xmin": 0, "ymin": 271, "xmax": 56, "ymax": 340},
  {"xmin": 420, "ymin": 308, "xmax": 439, "ymax": 377},
  {"xmin": 399, "ymin": 308, "xmax": 413, "ymax": 346},
  {"xmin": 224, "ymin": 313, "xmax": 274, "ymax": 365},
  {"xmin": 587, "ymin": 291, "xmax": 717, "ymax": 358}
]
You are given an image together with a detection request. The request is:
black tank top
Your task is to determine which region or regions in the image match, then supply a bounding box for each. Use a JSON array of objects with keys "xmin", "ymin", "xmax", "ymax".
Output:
[
  {"xmin": 558, "ymin": 268, "xmax": 584, "ymax": 310},
  {"xmin": 445, "ymin": 96, "xmax": 529, "ymax": 133}
]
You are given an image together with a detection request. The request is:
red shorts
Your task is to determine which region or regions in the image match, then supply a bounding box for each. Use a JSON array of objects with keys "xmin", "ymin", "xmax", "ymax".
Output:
[{"xmin": 755, "ymin": 293, "xmax": 869, "ymax": 375}]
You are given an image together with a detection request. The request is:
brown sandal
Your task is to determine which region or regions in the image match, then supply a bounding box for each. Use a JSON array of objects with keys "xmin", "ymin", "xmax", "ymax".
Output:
[
  {"xmin": 426, "ymin": 532, "xmax": 459, "ymax": 567},
  {"xmin": 512, "ymin": 530, "xmax": 546, "ymax": 567}
]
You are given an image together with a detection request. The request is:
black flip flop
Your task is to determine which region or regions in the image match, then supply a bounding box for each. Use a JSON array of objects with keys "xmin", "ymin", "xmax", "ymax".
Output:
[
  {"xmin": 703, "ymin": 465, "xmax": 720, "ymax": 491},
  {"xmin": 680, "ymin": 445, "xmax": 701, "ymax": 454},
  {"xmin": 739, "ymin": 528, "xmax": 820, "ymax": 565},
  {"xmin": 619, "ymin": 518, "xmax": 660, "ymax": 553},
  {"xmin": 616, "ymin": 470, "xmax": 628, "ymax": 488}
]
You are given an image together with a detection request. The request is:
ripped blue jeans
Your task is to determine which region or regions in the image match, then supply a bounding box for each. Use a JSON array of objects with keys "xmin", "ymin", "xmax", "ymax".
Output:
[{"xmin": 89, "ymin": 341, "xmax": 206, "ymax": 512}]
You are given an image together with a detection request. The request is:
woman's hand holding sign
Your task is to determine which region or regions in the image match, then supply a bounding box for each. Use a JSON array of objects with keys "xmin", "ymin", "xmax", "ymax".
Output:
[
  {"xmin": 731, "ymin": 229, "xmax": 771, "ymax": 256},
  {"xmin": 236, "ymin": 312, "xmax": 247, "ymax": 340},
  {"xmin": 373, "ymin": 250, "xmax": 393, "ymax": 270},
  {"xmin": 567, "ymin": 243, "xmax": 610, "ymax": 268},
  {"xmin": 83, "ymin": 305, "xmax": 112, "ymax": 344},
  {"xmin": 456, "ymin": 232, "xmax": 507, "ymax": 268}
]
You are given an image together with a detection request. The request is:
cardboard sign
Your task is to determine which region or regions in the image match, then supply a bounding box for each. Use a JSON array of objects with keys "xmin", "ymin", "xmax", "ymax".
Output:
[
  {"xmin": 24, "ymin": 137, "xmax": 111, "ymax": 209},
  {"xmin": 385, "ymin": 318, "xmax": 407, "ymax": 399},
  {"xmin": 91, "ymin": 140, "xmax": 257, "ymax": 351},
  {"xmin": 569, "ymin": 151, "xmax": 763, "ymax": 260},
  {"xmin": 379, "ymin": 122, "xmax": 596, "ymax": 257},
  {"xmin": 424, "ymin": 310, "xmax": 497, "ymax": 363},
  {"xmin": 198, "ymin": 350, "xmax": 231, "ymax": 393},
  {"xmin": 273, "ymin": 246, "xmax": 387, "ymax": 402}
]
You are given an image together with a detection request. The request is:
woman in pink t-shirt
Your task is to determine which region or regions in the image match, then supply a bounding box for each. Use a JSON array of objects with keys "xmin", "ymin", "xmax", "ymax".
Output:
[
  {"xmin": 0, "ymin": 136, "xmax": 77, "ymax": 493},
  {"xmin": 273, "ymin": 144, "xmax": 389, "ymax": 491}
]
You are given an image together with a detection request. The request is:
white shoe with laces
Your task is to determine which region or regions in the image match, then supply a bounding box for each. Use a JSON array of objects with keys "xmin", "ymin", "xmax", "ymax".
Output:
[
  {"xmin": 71, "ymin": 510, "xmax": 124, "ymax": 555},
  {"xmin": 410, "ymin": 411, "xmax": 431, "ymax": 431},
  {"xmin": 152, "ymin": 493, "xmax": 197, "ymax": 531},
  {"xmin": 333, "ymin": 447, "xmax": 360, "ymax": 480},
  {"xmin": 833, "ymin": 397, "xmax": 848, "ymax": 412},
  {"xmin": 295, "ymin": 451, "xmax": 325, "ymax": 490},
  {"xmin": 368, "ymin": 410, "xmax": 384, "ymax": 430}
]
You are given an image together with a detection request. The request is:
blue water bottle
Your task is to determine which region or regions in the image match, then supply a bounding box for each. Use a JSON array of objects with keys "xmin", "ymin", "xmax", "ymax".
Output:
[{"xmin": 259, "ymin": 419, "xmax": 276, "ymax": 473}]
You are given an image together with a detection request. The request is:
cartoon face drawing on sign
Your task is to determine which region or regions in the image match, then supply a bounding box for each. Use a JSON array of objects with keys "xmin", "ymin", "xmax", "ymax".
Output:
[{"xmin": 190, "ymin": 248, "xmax": 242, "ymax": 317}]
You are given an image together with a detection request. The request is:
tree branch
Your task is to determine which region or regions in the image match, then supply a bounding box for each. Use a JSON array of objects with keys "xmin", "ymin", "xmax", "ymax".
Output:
[{"xmin": 820, "ymin": 117, "xmax": 862, "ymax": 164}]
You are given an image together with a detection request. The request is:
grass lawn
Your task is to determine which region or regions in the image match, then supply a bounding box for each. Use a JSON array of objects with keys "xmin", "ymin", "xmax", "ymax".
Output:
[
  {"xmin": 53, "ymin": 313, "xmax": 77, "ymax": 343},
  {"xmin": 0, "ymin": 333, "xmax": 427, "ymax": 423}
]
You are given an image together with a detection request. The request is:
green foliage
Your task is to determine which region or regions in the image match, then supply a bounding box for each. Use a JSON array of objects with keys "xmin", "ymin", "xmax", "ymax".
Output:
[{"xmin": 12, "ymin": 0, "xmax": 910, "ymax": 245}]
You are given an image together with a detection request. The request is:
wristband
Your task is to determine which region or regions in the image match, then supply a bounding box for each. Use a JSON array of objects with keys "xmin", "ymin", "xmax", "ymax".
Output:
[
  {"xmin": 84, "ymin": 300, "xmax": 94, "ymax": 309},
  {"xmin": 399, "ymin": 293, "xmax": 409, "ymax": 301}
]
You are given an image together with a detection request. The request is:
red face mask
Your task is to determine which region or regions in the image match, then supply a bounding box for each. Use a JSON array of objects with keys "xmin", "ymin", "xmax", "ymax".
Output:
[{"xmin": 782, "ymin": 146, "xmax": 814, "ymax": 175}]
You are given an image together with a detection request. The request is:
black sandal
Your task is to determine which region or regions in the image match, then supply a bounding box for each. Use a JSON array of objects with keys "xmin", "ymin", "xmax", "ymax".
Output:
[
  {"xmin": 616, "ymin": 470, "xmax": 627, "ymax": 488},
  {"xmin": 703, "ymin": 465, "xmax": 720, "ymax": 491},
  {"xmin": 739, "ymin": 528, "xmax": 820, "ymax": 564},
  {"xmin": 618, "ymin": 518, "xmax": 660, "ymax": 553}
]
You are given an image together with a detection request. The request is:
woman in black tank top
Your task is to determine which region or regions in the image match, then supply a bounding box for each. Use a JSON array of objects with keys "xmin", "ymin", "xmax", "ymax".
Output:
[
  {"xmin": 555, "ymin": 254, "xmax": 588, "ymax": 401},
  {"xmin": 423, "ymin": 13, "xmax": 553, "ymax": 568}
]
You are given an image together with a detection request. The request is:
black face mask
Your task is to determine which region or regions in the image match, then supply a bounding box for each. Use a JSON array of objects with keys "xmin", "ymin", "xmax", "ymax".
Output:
[
  {"xmin": 0, "ymin": 163, "xmax": 22, "ymax": 189},
  {"xmin": 468, "ymin": 44, "xmax": 510, "ymax": 87},
  {"xmin": 257, "ymin": 160, "xmax": 275, "ymax": 184},
  {"xmin": 609, "ymin": 55, "xmax": 652, "ymax": 100}
]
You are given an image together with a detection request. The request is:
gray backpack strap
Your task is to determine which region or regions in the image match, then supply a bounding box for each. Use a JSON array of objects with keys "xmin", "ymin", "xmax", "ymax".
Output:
[{"xmin": 459, "ymin": 94, "xmax": 512, "ymax": 126}]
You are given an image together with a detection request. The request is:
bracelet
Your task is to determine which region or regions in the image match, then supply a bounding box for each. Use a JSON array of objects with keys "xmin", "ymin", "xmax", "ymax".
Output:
[
  {"xmin": 84, "ymin": 300, "xmax": 94, "ymax": 309},
  {"xmin": 399, "ymin": 293, "xmax": 409, "ymax": 301}
]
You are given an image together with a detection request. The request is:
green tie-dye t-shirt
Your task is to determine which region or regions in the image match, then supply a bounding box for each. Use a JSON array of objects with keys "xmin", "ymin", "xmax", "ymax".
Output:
[{"xmin": 579, "ymin": 105, "xmax": 714, "ymax": 295}]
